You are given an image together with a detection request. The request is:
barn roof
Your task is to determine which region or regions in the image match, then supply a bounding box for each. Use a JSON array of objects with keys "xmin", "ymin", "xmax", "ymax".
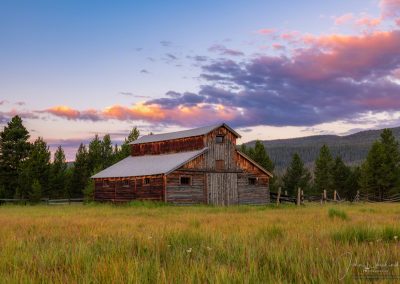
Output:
[
  {"xmin": 130, "ymin": 123, "xmax": 241, "ymax": 145},
  {"xmin": 91, "ymin": 148, "xmax": 207, "ymax": 178},
  {"xmin": 236, "ymin": 150, "xmax": 274, "ymax": 177}
]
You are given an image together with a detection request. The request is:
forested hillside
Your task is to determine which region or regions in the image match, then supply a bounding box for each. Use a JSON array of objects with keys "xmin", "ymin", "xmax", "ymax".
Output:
[{"xmin": 244, "ymin": 127, "xmax": 400, "ymax": 172}]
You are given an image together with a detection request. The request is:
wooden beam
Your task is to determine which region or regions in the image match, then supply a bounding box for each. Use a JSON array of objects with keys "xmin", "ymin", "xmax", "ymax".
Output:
[{"xmin": 163, "ymin": 174, "xmax": 167, "ymax": 203}]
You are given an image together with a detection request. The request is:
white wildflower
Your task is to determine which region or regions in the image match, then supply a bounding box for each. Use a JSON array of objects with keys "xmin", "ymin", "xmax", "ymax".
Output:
[{"xmin": 186, "ymin": 248, "xmax": 192, "ymax": 253}]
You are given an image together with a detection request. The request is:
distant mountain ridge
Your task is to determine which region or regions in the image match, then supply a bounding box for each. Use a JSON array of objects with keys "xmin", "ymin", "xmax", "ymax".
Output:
[{"xmin": 244, "ymin": 126, "xmax": 400, "ymax": 173}]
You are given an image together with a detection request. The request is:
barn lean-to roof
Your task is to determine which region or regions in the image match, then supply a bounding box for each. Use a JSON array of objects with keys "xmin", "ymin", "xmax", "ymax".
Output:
[
  {"xmin": 130, "ymin": 123, "xmax": 241, "ymax": 145},
  {"xmin": 236, "ymin": 150, "xmax": 274, "ymax": 178},
  {"xmin": 91, "ymin": 148, "xmax": 208, "ymax": 178}
]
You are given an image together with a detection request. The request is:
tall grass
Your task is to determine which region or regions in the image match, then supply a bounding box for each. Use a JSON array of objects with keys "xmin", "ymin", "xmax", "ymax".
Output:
[
  {"xmin": 328, "ymin": 208, "xmax": 349, "ymax": 220},
  {"xmin": 332, "ymin": 225, "xmax": 400, "ymax": 243},
  {"xmin": 0, "ymin": 203, "xmax": 399, "ymax": 282}
]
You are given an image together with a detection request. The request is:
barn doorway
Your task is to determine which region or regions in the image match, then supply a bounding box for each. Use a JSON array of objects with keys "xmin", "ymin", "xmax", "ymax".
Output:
[{"xmin": 206, "ymin": 173, "xmax": 238, "ymax": 205}]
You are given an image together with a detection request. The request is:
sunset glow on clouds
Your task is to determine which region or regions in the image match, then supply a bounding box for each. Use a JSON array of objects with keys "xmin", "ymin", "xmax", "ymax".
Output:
[{"xmin": 1, "ymin": 0, "xmax": 400, "ymax": 159}]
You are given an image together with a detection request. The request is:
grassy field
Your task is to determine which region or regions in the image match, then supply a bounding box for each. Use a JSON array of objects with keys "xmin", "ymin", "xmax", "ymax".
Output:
[{"xmin": 0, "ymin": 203, "xmax": 399, "ymax": 283}]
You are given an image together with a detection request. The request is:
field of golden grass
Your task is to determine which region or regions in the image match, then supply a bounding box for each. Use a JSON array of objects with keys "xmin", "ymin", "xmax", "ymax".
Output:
[{"xmin": 0, "ymin": 203, "xmax": 399, "ymax": 283}]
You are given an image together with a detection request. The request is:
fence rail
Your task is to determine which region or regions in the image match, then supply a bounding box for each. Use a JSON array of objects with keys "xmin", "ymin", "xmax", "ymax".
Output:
[
  {"xmin": 271, "ymin": 188, "xmax": 400, "ymax": 205},
  {"xmin": 0, "ymin": 198, "xmax": 84, "ymax": 205}
]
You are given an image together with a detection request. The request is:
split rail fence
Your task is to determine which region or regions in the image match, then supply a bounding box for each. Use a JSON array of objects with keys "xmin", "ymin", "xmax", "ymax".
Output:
[
  {"xmin": 0, "ymin": 198, "xmax": 84, "ymax": 205},
  {"xmin": 270, "ymin": 187, "xmax": 400, "ymax": 205}
]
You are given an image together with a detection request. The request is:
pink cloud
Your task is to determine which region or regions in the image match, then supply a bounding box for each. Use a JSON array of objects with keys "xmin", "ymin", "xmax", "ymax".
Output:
[
  {"xmin": 42, "ymin": 103, "xmax": 240, "ymax": 128},
  {"xmin": 290, "ymin": 31, "xmax": 400, "ymax": 81},
  {"xmin": 355, "ymin": 16, "xmax": 381, "ymax": 28},
  {"xmin": 334, "ymin": 13, "xmax": 354, "ymax": 25},
  {"xmin": 272, "ymin": 43, "xmax": 285, "ymax": 50},
  {"xmin": 256, "ymin": 28, "xmax": 275, "ymax": 35},
  {"xmin": 380, "ymin": 0, "xmax": 400, "ymax": 19},
  {"xmin": 280, "ymin": 31, "xmax": 300, "ymax": 41}
]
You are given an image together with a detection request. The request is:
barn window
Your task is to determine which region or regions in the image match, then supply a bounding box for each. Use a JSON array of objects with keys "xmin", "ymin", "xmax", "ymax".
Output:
[
  {"xmin": 144, "ymin": 178, "xmax": 150, "ymax": 185},
  {"xmin": 122, "ymin": 179, "xmax": 129, "ymax": 187},
  {"xmin": 103, "ymin": 180, "xmax": 110, "ymax": 187},
  {"xmin": 215, "ymin": 160, "xmax": 224, "ymax": 171},
  {"xmin": 180, "ymin": 176, "xmax": 191, "ymax": 185},
  {"xmin": 216, "ymin": 135, "xmax": 224, "ymax": 144},
  {"xmin": 248, "ymin": 177, "xmax": 257, "ymax": 185}
]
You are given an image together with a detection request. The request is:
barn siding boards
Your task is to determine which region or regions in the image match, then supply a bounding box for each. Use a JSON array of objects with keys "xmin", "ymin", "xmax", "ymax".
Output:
[
  {"xmin": 237, "ymin": 173, "xmax": 269, "ymax": 205},
  {"xmin": 131, "ymin": 136, "xmax": 205, "ymax": 156},
  {"xmin": 235, "ymin": 151, "xmax": 271, "ymax": 205},
  {"xmin": 207, "ymin": 173, "xmax": 238, "ymax": 205},
  {"xmin": 166, "ymin": 171, "xmax": 206, "ymax": 205},
  {"xmin": 94, "ymin": 175, "xmax": 163, "ymax": 202}
]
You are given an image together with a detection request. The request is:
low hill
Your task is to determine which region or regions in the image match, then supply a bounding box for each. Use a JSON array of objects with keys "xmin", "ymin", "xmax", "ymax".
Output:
[{"xmin": 244, "ymin": 126, "xmax": 400, "ymax": 173}]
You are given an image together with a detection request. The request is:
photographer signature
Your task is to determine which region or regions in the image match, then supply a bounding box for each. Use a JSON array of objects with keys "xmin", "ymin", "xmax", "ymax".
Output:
[{"xmin": 338, "ymin": 252, "xmax": 399, "ymax": 280}]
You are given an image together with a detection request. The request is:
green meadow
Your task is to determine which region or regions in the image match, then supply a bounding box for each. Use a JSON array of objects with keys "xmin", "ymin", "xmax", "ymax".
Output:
[{"xmin": 0, "ymin": 203, "xmax": 399, "ymax": 283}]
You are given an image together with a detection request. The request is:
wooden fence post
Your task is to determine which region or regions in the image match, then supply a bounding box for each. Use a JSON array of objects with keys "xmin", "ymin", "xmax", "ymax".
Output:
[
  {"xmin": 301, "ymin": 190, "xmax": 304, "ymax": 205},
  {"xmin": 297, "ymin": 187, "xmax": 301, "ymax": 206},
  {"xmin": 334, "ymin": 190, "xmax": 337, "ymax": 202},
  {"xmin": 355, "ymin": 190, "xmax": 360, "ymax": 203},
  {"xmin": 276, "ymin": 187, "xmax": 281, "ymax": 206},
  {"xmin": 323, "ymin": 190, "xmax": 327, "ymax": 204}
]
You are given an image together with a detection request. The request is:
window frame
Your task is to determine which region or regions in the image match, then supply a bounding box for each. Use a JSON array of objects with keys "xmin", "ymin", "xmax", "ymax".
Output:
[
  {"xmin": 102, "ymin": 180, "xmax": 110, "ymax": 188},
  {"xmin": 248, "ymin": 177, "xmax": 257, "ymax": 185},
  {"xmin": 180, "ymin": 176, "xmax": 192, "ymax": 186},
  {"xmin": 143, "ymin": 177, "xmax": 151, "ymax": 186},
  {"xmin": 215, "ymin": 135, "xmax": 224, "ymax": 144},
  {"xmin": 122, "ymin": 179, "xmax": 130, "ymax": 188}
]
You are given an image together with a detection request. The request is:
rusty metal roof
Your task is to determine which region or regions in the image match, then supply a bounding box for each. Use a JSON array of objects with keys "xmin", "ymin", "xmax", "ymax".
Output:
[
  {"xmin": 91, "ymin": 148, "xmax": 207, "ymax": 178},
  {"xmin": 130, "ymin": 123, "xmax": 241, "ymax": 145}
]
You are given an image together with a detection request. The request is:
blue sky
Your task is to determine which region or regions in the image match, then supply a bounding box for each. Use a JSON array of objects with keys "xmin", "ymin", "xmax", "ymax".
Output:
[{"xmin": 1, "ymin": 0, "xmax": 399, "ymax": 159}]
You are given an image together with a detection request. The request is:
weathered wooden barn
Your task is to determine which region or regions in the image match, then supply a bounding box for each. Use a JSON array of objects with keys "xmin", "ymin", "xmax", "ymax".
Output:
[{"xmin": 92, "ymin": 123, "xmax": 272, "ymax": 205}]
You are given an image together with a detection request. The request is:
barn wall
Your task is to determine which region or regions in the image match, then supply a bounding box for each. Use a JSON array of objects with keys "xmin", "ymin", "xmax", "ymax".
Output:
[
  {"xmin": 237, "ymin": 173, "xmax": 269, "ymax": 205},
  {"xmin": 235, "ymin": 152, "xmax": 270, "ymax": 205},
  {"xmin": 166, "ymin": 171, "xmax": 206, "ymax": 205},
  {"xmin": 94, "ymin": 175, "xmax": 164, "ymax": 202},
  {"xmin": 131, "ymin": 136, "xmax": 205, "ymax": 156},
  {"xmin": 204, "ymin": 126, "xmax": 238, "ymax": 171}
]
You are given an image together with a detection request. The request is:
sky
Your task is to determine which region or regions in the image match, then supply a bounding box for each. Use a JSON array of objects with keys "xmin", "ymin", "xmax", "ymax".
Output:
[{"xmin": 1, "ymin": 0, "xmax": 400, "ymax": 160}]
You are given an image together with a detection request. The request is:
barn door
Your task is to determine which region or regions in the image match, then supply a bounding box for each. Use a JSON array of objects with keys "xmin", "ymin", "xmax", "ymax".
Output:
[{"xmin": 207, "ymin": 173, "xmax": 238, "ymax": 205}]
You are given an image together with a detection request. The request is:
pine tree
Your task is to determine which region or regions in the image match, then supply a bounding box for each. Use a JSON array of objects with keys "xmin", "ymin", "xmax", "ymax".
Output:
[
  {"xmin": 282, "ymin": 153, "xmax": 311, "ymax": 195},
  {"xmin": 18, "ymin": 137, "xmax": 51, "ymax": 198},
  {"xmin": 0, "ymin": 116, "xmax": 30, "ymax": 198},
  {"xmin": 360, "ymin": 129, "xmax": 400, "ymax": 200},
  {"xmin": 314, "ymin": 144, "xmax": 333, "ymax": 194},
  {"xmin": 88, "ymin": 134, "xmax": 102, "ymax": 174},
  {"xmin": 252, "ymin": 140, "xmax": 274, "ymax": 172},
  {"xmin": 379, "ymin": 129, "xmax": 400, "ymax": 195},
  {"xmin": 361, "ymin": 142, "xmax": 384, "ymax": 200},
  {"xmin": 50, "ymin": 146, "xmax": 67, "ymax": 198},
  {"xmin": 83, "ymin": 179, "xmax": 95, "ymax": 202},
  {"xmin": 345, "ymin": 166, "xmax": 360, "ymax": 200},
  {"xmin": 69, "ymin": 143, "xmax": 89, "ymax": 198},
  {"xmin": 116, "ymin": 127, "xmax": 140, "ymax": 161},
  {"xmin": 101, "ymin": 134, "xmax": 114, "ymax": 169},
  {"xmin": 30, "ymin": 179, "xmax": 42, "ymax": 203},
  {"xmin": 331, "ymin": 156, "xmax": 351, "ymax": 197}
]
